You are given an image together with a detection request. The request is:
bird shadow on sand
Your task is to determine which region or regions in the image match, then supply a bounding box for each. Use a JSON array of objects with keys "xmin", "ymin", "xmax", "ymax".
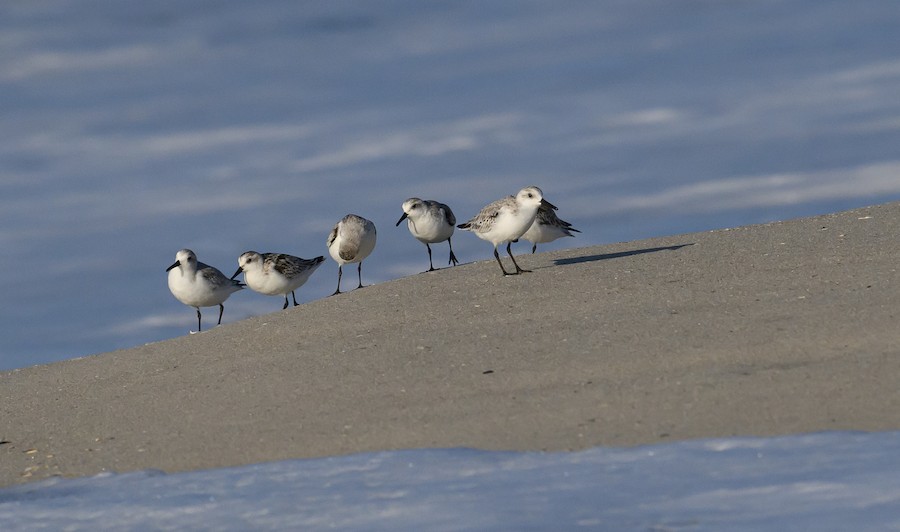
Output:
[{"xmin": 553, "ymin": 243, "xmax": 694, "ymax": 266}]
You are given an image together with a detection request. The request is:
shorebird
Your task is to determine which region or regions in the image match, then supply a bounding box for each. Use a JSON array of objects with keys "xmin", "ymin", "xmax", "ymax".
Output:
[
  {"xmin": 518, "ymin": 201, "xmax": 580, "ymax": 253},
  {"xmin": 457, "ymin": 185, "xmax": 554, "ymax": 275},
  {"xmin": 232, "ymin": 251, "xmax": 325, "ymax": 309},
  {"xmin": 166, "ymin": 249, "xmax": 244, "ymax": 332},
  {"xmin": 396, "ymin": 197, "xmax": 459, "ymax": 272},
  {"xmin": 327, "ymin": 214, "xmax": 377, "ymax": 295}
]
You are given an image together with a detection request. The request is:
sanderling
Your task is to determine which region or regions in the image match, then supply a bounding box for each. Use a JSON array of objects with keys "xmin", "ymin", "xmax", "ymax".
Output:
[
  {"xmin": 457, "ymin": 185, "xmax": 554, "ymax": 275},
  {"xmin": 232, "ymin": 251, "xmax": 325, "ymax": 309},
  {"xmin": 396, "ymin": 198, "xmax": 460, "ymax": 272},
  {"xmin": 166, "ymin": 249, "xmax": 244, "ymax": 332},
  {"xmin": 518, "ymin": 201, "xmax": 581, "ymax": 253},
  {"xmin": 327, "ymin": 214, "xmax": 377, "ymax": 295}
]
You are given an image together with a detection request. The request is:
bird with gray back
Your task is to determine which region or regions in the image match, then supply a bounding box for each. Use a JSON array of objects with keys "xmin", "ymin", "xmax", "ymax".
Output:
[
  {"xmin": 396, "ymin": 197, "xmax": 459, "ymax": 272},
  {"xmin": 166, "ymin": 249, "xmax": 244, "ymax": 332},
  {"xmin": 458, "ymin": 186, "xmax": 554, "ymax": 275},
  {"xmin": 327, "ymin": 214, "xmax": 377, "ymax": 295},
  {"xmin": 232, "ymin": 251, "xmax": 325, "ymax": 309}
]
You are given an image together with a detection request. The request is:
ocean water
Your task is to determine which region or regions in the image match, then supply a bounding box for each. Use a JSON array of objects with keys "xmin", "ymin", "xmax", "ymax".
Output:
[
  {"xmin": 2, "ymin": 431, "xmax": 899, "ymax": 530},
  {"xmin": 2, "ymin": 1, "xmax": 900, "ymax": 367}
]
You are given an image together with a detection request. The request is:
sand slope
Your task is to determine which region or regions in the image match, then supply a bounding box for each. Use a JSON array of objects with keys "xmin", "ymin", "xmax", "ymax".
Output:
[{"xmin": 3, "ymin": 203, "xmax": 900, "ymax": 487}]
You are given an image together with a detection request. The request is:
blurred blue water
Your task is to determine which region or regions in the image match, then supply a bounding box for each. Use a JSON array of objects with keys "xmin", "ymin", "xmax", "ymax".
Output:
[
  {"xmin": 2, "ymin": 0, "xmax": 900, "ymax": 369},
  {"xmin": 2, "ymin": 432, "xmax": 899, "ymax": 530}
]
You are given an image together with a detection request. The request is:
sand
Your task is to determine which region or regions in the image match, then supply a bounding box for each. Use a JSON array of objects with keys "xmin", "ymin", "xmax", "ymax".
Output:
[{"xmin": 3, "ymin": 202, "xmax": 900, "ymax": 487}]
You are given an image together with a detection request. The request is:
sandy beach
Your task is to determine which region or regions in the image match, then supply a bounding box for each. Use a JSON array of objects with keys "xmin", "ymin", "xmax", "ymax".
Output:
[{"xmin": 3, "ymin": 202, "xmax": 900, "ymax": 488}]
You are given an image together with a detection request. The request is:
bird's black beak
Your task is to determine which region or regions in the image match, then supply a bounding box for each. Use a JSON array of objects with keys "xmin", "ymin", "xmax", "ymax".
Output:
[
  {"xmin": 230, "ymin": 267, "xmax": 243, "ymax": 281},
  {"xmin": 541, "ymin": 198, "xmax": 558, "ymax": 210},
  {"xmin": 166, "ymin": 261, "xmax": 180, "ymax": 272},
  {"xmin": 395, "ymin": 212, "xmax": 409, "ymax": 226}
]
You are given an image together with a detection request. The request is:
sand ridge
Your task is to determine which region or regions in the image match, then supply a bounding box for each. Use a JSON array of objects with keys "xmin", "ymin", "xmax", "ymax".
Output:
[{"xmin": 3, "ymin": 203, "xmax": 900, "ymax": 487}]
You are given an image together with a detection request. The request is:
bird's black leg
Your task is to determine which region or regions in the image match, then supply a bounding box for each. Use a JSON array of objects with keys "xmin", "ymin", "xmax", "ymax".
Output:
[
  {"xmin": 292, "ymin": 290, "xmax": 299, "ymax": 307},
  {"xmin": 531, "ymin": 243, "xmax": 537, "ymax": 254},
  {"xmin": 448, "ymin": 237, "xmax": 459, "ymax": 267},
  {"xmin": 331, "ymin": 265, "xmax": 343, "ymax": 296},
  {"xmin": 196, "ymin": 308, "xmax": 203, "ymax": 331},
  {"xmin": 426, "ymin": 244, "xmax": 436, "ymax": 272},
  {"xmin": 282, "ymin": 295, "xmax": 289, "ymax": 309},
  {"xmin": 507, "ymin": 242, "xmax": 531, "ymax": 274},
  {"xmin": 356, "ymin": 262, "xmax": 364, "ymax": 289},
  {"xmin": 493, "ymin": 247, "xmax": 511, "ymax": 275}
]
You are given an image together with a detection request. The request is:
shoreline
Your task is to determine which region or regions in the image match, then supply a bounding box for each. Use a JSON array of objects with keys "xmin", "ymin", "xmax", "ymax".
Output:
[{"xmin": 3, "ymin": 202, "xmax": 900, "ymax": 487}]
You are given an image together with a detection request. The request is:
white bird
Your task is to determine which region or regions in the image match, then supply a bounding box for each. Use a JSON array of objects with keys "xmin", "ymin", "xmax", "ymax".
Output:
[
  {"xmin": 166, "ymin": 249, "xmax": 244, "ymax": 332},
  {"xmin": 396, "ymin": 198, "xmax": 459, "ymax": 272},
  {"xmin": 327, "ymin": 214, "xmax": 377, "ymax": 295},
  {"xmin": 457, "ymin": 186, "xmax": 554, "ymax": 275},
  {"xmin": 232, "ymin": 251, "xmax": 325, "ymax": 309},
  {"xmin": 518, "ymin": 202, "xmax": 580, "ymax": 253}
]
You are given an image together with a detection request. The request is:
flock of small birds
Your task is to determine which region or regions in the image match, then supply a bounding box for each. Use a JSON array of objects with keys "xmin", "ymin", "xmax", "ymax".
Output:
[{"xmin": 166, "ymin": 186, "xmax": 580, "ymax": 332}]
